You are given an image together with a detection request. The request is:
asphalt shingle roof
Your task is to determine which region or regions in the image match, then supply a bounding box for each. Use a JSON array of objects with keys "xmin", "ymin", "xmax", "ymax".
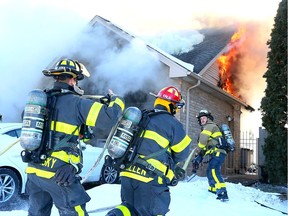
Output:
[{"xmin": 174, "ymin": 27, "xmax": 236, "ymax": 74}]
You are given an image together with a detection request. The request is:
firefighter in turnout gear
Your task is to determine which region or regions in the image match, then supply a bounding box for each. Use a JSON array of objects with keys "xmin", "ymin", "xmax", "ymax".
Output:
[
  {"xmin": 24, "ymin": 58, "xmax": 125, "ymax": 216},
  {"xmin": 106, "ymin": 86, "xmax": 192, "ymax": 216},
  {"xmin": 192, "ymin": 109, "xmax": 229, "ymax": 201}
]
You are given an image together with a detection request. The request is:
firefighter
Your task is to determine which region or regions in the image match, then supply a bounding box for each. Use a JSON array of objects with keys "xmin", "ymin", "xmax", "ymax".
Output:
[
  {"xmin": 106, "ymin": 86, "xmax": 192, "ymax": 216},
  {"xmin": 24, "ymin": 58, "xmax": 125, "ymax": 216},
  {"xmin": 192, "ymin": 109, "xmax": 229, "ymax": 201}
]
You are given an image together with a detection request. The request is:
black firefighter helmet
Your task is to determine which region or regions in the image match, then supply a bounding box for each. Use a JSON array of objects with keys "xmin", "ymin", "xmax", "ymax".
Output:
[
  {"xmin": 196, "ymin": 109, "xmax": 214, "ymax": 125},
  {"xmin": 42, "ymin": 58, "xmax": 90, "ymax": 81}
]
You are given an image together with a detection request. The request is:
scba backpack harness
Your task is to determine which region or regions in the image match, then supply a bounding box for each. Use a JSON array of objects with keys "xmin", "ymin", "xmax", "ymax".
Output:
[
  {"xmin": 214, "ymin": 124, "xmax": 236, "ymax": 153},
  {"xmin": 20, "ymin": 89, "xmax": 87, "ymax": 164},
  {"xmin": 105, "ymin": 107, "xmax": 174, "ymax": 184}
]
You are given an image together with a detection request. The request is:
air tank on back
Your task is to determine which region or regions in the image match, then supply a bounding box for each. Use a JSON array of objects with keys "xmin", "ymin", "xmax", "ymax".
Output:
[
  {"xmin": 108, "ymin": 106, "xmax": 142, "ymax": 159},
  {"xmin": 221, "ymin": 124, "xmax": 235, "ymax": 152},
  {"xmin": 20, "ymin": 89, "xmax": 47, "ymax": 151}
]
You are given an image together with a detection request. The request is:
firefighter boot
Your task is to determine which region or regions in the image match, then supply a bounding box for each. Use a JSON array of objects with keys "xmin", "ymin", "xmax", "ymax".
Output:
[
  {"xmin": 208, "ymin": 186, "xmax": 216, "ymax": 194},
  {"xmin": 216, "ymin": 191, "xmax": 229, "ymax": 201},
  {"xmin": 208, "ymin": 189, "xmax": 216, "ymax": 194}
]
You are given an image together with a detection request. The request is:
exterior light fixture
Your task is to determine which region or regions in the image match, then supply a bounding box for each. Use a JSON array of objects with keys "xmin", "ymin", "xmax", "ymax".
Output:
[{"xmin": 226, "ymin": 115, "xmax": 233, "ymax": 122}]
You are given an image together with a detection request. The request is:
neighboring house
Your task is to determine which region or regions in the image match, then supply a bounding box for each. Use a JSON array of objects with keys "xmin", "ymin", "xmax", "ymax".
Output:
[{"xmin": 56, "ymin": 15, "xmax": 255, "ymax": 175}]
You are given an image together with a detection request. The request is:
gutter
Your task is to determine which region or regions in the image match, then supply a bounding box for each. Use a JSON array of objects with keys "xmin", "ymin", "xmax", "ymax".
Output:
[
  {"xmin": 185, "ymin": 80, "xmax": 201, "ymax": 134},
  {"xmin": 187, "ymin": 73, "xmax": 254, "ymax": 112}
]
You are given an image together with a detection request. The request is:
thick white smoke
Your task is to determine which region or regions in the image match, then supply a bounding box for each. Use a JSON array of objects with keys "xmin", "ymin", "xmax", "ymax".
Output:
[
  {"xmin": 65, "ymin": 25, "xmax": 169, "ymax": 96},
  {"xmin": 0, "ymin": 0, "xmax": 205, "ymax": 122},
  {"xmin": 0, "ymin": 2, "xmax": 167, "ymax": 122},
  {"xmin": 143, "ymin": 31, "xmax": 205, "ymax": 55},
  {"xmin": 0, "ymin": 0, "xmax": 87, "ymax": 122},
  {"xmin": 0, "ymin": 0, "xmax": 280, "ymax": 138}
]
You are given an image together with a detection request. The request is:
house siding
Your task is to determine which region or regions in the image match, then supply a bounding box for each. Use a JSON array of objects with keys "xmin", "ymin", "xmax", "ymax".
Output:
[
  {"xmin": 201, "ymin": 62, "xmax": 220, "ymax": 86},
  {"xmin": 178, "ymin": 81, "xmax": 242, "ymax": 176}
]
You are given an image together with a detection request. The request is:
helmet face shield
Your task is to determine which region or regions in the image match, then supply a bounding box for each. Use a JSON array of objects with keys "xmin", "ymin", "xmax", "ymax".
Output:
[
  {"xmin": 78, "ymin": 62, "xmax": 90, "ymax": 79},
  {"xmin": 176, "ymin": 100, "xmax": 185, "ymax": 109},
  {"xmin": 151, "ymin": 86, "xmax": 185, "ymax": 115}
]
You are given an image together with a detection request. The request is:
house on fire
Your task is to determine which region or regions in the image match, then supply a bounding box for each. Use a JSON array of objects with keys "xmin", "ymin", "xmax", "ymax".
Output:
[{"xmin": 53, "ymin": 15, "xmax": 255, "ymax": 175}]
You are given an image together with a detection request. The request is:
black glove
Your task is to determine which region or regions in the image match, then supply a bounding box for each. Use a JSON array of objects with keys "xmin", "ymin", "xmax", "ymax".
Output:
[
  {"xmin": 174, "ymin": 165, "xmax": 186, "ymax": 180},
  {"xmin": 55, "ymin": 164, "xmax": 77, "ymax": 186},
  {"xmin": 100, "ymin": 94, "xmax": 111, "ymax": 105},
  {"xmin": 192, "ymin": 154, "xmax": 203, "ymax": 173}
]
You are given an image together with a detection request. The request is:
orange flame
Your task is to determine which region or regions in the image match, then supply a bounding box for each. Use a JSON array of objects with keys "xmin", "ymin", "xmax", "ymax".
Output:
[{"xmin": 217, "ymin": 27, "xmax": 246, "ymax": 96}]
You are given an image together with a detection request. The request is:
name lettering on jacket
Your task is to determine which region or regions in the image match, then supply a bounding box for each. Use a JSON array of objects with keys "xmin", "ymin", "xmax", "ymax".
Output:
[
  {"xmin": 127, "ymin": 165, "xmax": 147, "ymax": 176},
  {"xmin": 42, "ymin": 158, "xmax": 57, "ymax": 168}
]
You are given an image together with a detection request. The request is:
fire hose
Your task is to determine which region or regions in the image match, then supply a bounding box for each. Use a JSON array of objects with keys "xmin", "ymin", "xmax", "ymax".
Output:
[
  {"xmin": 82, "ymin": 95, "xmax": 104, "ymax": 100},
  {"xmin": 0, "ymin": 138, "xmax": 20, "ymax": 156},
  {"xmin": 182, "ymin": 147, "xmax": 197, "ymax": 182},
  {"xmin": 182, "ymin": 147, "xmax": 196, "ymax": 171},
  {"xmin": 80, "ymin": 115, "xmax": 121, "ymax": 184}
]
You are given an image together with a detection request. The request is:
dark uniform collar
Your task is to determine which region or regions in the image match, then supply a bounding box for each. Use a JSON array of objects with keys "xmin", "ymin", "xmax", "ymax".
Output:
[
  {"xmin": 53, "ymin": 82, "xmax": 73, "ymax": 91},
  {"xmin": 153, "ymin": 105, "xmax": 173, "ymax": 116},
  {"xmin": 154, "ymin": 104, "xmax": 168, "ymax": 112},
  {"xmin": 51, "ymin": 82, "xmax": 83, "ymax": 96}
]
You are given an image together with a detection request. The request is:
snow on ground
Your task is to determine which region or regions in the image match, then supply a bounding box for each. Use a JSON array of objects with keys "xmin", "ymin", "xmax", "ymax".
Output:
[{"xmin": 2, "ymin": 176, "xmax": 287, "ymax": 216}]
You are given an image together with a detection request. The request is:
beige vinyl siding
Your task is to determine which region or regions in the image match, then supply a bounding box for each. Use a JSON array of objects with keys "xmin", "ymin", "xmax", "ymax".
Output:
[{"xmin": 201, "ymin": 62, "xmax": 220, "ymax": 86}]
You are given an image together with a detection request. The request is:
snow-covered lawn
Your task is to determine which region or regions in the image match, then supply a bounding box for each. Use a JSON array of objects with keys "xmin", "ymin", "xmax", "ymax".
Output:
[{"xmin": 3, "ymin": 176, "xmax": 287, "ymax": 216}]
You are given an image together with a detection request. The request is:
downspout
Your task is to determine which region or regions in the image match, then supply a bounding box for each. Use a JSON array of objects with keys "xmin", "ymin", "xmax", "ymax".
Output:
[{"xmin": 185, "ymin": 80, "xmax": 201, "ymax": 134}]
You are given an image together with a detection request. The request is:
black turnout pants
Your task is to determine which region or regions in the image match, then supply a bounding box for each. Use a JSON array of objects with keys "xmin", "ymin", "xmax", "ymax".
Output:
[
  {"xmin": 26, "ymin": 174, "xmax": 90, "ymax": 216},
  {"xmin": 120, "ymin": 177, "xmax": 171, "ymax": 216}
]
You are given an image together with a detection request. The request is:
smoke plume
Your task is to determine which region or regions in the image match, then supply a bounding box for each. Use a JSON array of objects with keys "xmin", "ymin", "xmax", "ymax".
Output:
[
  {"xmin": 0, "ymin": 0, "xmax": 280, "ymax": 137},
  {"xmin": 0, "ymin": 0, "xmax": 87, "ymax": 122}
]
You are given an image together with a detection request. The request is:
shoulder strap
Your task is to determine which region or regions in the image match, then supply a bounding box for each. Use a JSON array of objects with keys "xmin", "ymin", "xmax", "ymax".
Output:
[
  {"xmin": 132, "ymin": 109, "xmax": 169, "ymax": 153},
  {"xmin": 131, "ymin": 110, "xmax": 171, "ymax": 163},
  {"xmin": 209, "ymin": 124, "xmax": 223, "ymax": 139},
  {"xmin": 53, "ymin": 125, "xmax": 80, "ymax": 151},
  {"xmin": 142, "ymin": 146, "xmax": 169, "ymax": 160},
  {"xmin": 136, "ymin": 109, "xmax": 171, "ymax": 153},
  {"xmin": 44, "ymin": 89, "xmax": 78, "ymax": 151},
  {"xmin": 124, "ymin": 110, "xmax": 152, "ymax": 162}
]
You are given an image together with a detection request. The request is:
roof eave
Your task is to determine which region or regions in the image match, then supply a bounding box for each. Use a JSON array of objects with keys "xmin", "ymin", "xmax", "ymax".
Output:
[{"xmin": 185, "ymin": 73, "xmax": 255, "ymax": 111}]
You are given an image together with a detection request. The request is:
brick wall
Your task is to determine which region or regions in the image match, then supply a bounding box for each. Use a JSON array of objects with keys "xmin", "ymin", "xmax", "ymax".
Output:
[{"xmin": 177, "ymin": 81, "xmax": 242, "ymax": 176}]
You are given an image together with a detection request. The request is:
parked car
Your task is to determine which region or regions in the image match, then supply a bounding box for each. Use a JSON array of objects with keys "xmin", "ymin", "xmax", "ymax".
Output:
[{"xmin": 0, "ymin": 123, "xmax": 119, "ymax": 204}]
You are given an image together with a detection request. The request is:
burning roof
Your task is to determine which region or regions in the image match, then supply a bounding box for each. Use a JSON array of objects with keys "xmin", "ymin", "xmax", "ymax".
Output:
[
  {"xmin": 217, "ymin": 27, "xmax": 246, "ymax": 99},
  {"xmin": 174, "ymin": 27, "xmax": 236, "ymax": 73},
  {"xmin": 174, "ymin": 26, "xmax": 254, "ymax": 111},
  {"xmin": 49, "ymin": 16, "xmax": 254, "ymax": 112}
]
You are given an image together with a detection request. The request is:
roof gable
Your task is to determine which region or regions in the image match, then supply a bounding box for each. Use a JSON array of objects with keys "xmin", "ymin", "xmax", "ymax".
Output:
[{"xmin": 174, "ymin": 27, "xmax": 236, "ymax": 74}]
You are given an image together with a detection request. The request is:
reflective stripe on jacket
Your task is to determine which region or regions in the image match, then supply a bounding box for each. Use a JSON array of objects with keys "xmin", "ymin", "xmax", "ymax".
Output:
[
  {"xmin": 26, "ymin": 82, "xmax": 125, "ymax": 178},
  {"xmin": 197, "ymin": 120, "xmax": 226, "ymax": 155},
  {"xmin": 120, "ymin": 108, "xmax": 191, "ymax": 183}
]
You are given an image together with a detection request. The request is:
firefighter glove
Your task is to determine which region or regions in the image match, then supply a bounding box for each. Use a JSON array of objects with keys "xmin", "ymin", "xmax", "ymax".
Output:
[
  {"xmin": 100, "ymin": 94, "xmax": 111, "ymax": 105},
  {"xmin": 192, "ymin": 154, "xmax": 203, "ymax": 173},
  {"xmin": 55, "ymin": 164, "xmax": 77, "ymax": 186},
  {"xmin": 174, "ymin": 165, "xmax": 185, "ymax": 180}
]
